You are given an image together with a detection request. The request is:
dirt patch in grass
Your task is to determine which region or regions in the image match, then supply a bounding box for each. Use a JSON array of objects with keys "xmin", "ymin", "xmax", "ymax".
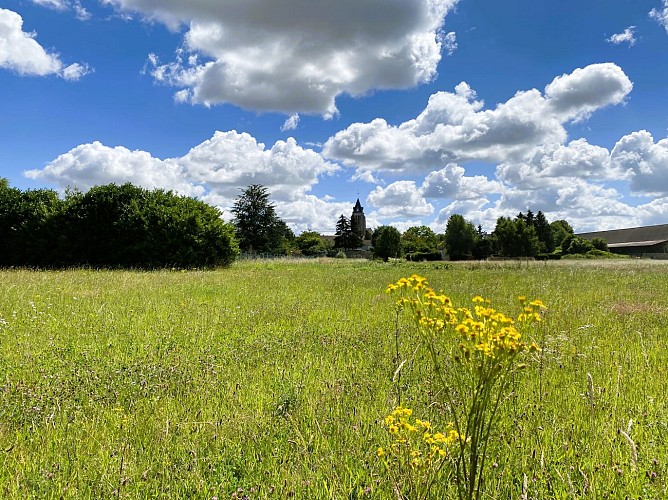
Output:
[{"xmin": 611, "ymin": 301, "xmax": 663, "ymax": 315}]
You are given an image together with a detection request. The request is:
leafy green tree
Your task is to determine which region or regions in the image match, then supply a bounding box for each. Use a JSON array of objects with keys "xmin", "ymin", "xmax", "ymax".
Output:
[
  {"xmin": 493, "ymin": 217, "xmax": 519, "ymax": 257},
  {"xmin": 560, "ymin": 233, "xmax": 576, "ymax": 255},
  {"xmin": 493, "ymin": 216, "xmax": 539, "ymax": 258},
  {"xmin": 1, "ymin": 181, "xmax": 238, "ymax": 268},
  {"xmin": 372, "ymin": 225, "xmax": 401, "ymax": 261},
  {"xmin": 444, "ymin": 214, "xmax": 477, "ymax": 260},
  {"xmin": 550, "ymin": 219, "xmax": 574, "ymax": 250},
  {"xmin": 294, "ymin": 231, "xmax": 330, "ymax": 256},
  {"xmin": 57, "ymin": 183, "xmax": 238, "ymax": 267},
  {"xmin": 401, "ymin": 225, "xmax": 440, "ymax": 256},
  {"xmin": 231, "ymin": 184, "xmax": 288, "ymax": 255},
  {"xmin": 472, "ymin": 236, "xmax": 494, "ymax": 260},
  {"xmin": 334, "ymin": 215, "xmax": 362, "ymax": 250},
  {"xmin": 516, "ymin": 218, "xmax": 540, "ymax": 257}
]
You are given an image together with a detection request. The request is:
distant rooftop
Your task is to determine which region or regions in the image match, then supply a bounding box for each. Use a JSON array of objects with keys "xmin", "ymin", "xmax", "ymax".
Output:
[{"xmin": 578, "ymin": 223, "xmax": 668, "ymax": 247}]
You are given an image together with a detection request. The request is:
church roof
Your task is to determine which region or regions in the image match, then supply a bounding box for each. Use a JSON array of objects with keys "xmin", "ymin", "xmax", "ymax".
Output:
[{"xmin": 353, "ymin": 198, "xmax": 364, "ymax": 213}]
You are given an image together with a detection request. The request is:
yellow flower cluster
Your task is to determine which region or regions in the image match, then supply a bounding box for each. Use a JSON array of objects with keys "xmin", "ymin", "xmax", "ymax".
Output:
[
  {"xmin": 377, "ymin": 406, "xmax": 460, "ymax": 469},
  {"xmin": 387, "ymin": 275, "xmax": 544, "ymax": 362}
]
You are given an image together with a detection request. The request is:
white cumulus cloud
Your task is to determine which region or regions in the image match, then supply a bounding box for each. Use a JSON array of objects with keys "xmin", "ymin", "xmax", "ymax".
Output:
[
  {"xmin": 324, "ymin": 64, "xmax": 632, "ymax": 173},
  {"xmin": 421, "ymin": 163, "xmax": 504, "ymax": 199},
  {"xmin": 611, "ymin": 130, "xmax": 668, "ymax": 196},
  {"xmin": 24, "ymin": 141, "xmax": 202, "ymax": 197},
  {"xmin": 24, "ymin": 131, "xmax": 342, "ymax": 228},
  {"xmin": 544, "ymin": 63, "xmax": 632, "ymax": 122},
  {"xmin": 105, "ymin": 0, "xmax": 458, "ymax": 116},
  {"xmin": 0, "ymin": 8, "xmax": 90, "ymax": 79},
  {"xmin": 367, "ymin": 181, "xmax": 434, "ymax": 218},
  {"xmin": 606, "ymin": 26, "xmax": 636, "ymax": 46}
]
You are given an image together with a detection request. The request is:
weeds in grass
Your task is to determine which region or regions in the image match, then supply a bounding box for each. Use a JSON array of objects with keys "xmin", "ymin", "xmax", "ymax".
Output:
[
  {"xmin": 385, "ymin": 274, "xmax": 544, "ymax": 499},
  {"xmin": 377, "ymin": 406, "xmax": 458, "ymax": 499}
]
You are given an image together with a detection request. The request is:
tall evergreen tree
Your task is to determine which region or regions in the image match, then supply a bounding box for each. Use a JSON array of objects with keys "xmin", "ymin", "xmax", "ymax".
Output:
[
  {"xmin": 231, "ymin": 184, "xmax": 288, "ymax": 254},
  {"xmin": 334, "ymin": 215, "xmax": 362, "ymax": 250},
  {"xmin": 533, "ymin": 210, "xmax": 554, "ymax": 252}
]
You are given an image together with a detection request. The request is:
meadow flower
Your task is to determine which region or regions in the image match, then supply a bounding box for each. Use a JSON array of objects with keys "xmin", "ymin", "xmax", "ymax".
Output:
[{"xmin": 385, "ymin": 275, "xmax": 545, "ymax": 499}]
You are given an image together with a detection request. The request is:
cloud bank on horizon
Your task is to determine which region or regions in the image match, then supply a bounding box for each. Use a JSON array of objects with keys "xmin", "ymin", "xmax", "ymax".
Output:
[{"xmin": 4, "ymin": 0, "xmax": 668, "ymax": 234}]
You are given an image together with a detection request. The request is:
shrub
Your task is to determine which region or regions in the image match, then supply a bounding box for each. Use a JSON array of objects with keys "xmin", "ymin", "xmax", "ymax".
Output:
[
  {"xmin": 591, "ymin": 237, "xmax": 609, "ymax": 251},
  {"xmin": 0, "ymin": 182, "xmax": 238, "ymax": 268},
  {"xmin": 406, "ymin": 251, "xmax": 442, "ymax": 261}
]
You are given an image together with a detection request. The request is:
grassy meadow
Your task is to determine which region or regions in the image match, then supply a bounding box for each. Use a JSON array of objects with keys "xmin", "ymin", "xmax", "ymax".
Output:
[{"xmin": 1, "ymin": 259, "xmax": 667, "ymax": 498}]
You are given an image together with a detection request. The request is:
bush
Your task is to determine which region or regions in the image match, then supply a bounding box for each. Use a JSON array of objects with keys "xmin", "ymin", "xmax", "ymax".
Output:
[
  {"xmin": 405, "ymin": 251, "xmax": 442, "ymax": 261},
  {"xmin": 591, "ymin": 237, "xmax": 609, "ymax": 251},
  {"xmin": 0, "ymin": 182, "xmax": 239, "ymax": 268}
]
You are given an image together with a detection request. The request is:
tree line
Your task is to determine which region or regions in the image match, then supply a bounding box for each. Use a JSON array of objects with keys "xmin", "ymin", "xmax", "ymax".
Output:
[
  {"xmin": 0, "ymin": 180, "xmax": 238, "ymax": 268},
  {"xmin": 1, "ymin": 179, "xmax": 606, "ymax": 267},
  {"xmin": 442, "ymin": 210, "xmax": 608, "ymax": 260},
  {"xmin": 331, "ymin": 209, "xmax": 608, "ymax": 261}
]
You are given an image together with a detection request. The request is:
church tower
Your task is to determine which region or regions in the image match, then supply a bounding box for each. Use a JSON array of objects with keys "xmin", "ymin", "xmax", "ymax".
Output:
[{"xmin": 351, "ymin": 199, "xmax": 366, "ymax": 239}]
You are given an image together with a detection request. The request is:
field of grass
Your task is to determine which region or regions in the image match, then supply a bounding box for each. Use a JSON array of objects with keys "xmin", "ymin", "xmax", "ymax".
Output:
[{"xmin": 1, "ymin": 259, "xmax": 667, "ymax": 498}]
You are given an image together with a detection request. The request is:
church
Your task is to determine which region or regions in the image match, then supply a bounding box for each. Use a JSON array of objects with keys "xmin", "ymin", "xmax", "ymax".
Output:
[{"xmin": 351, "ymin": 198, "xmax": 366, "ymax": 238}]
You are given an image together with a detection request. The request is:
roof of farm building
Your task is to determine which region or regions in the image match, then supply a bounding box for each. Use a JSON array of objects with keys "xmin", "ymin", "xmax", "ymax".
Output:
[{"xmin": 578, "ymin": 224, "xmax": 668, "ymax": 247}]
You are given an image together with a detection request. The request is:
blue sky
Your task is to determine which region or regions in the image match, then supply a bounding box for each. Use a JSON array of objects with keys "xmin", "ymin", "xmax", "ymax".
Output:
[{"xmin": 2, "ymin": 0, "xmax": 668, "ymax": 234}]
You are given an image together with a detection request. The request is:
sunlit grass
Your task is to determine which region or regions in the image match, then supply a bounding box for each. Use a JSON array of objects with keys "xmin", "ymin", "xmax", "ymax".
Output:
[{"xmin": 0, "ymin": 259, "xmax": 667, "ymax": 498}]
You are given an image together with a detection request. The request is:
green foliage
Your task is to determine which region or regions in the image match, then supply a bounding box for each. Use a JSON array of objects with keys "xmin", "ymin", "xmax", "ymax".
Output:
[
  {"xmin": 406, "ymin": 250, "xmax": 442, "ymax": 262},
  {"xmin": 0, "ymin": 183, "xmax": 63, "ymax": 266},
  {"xmin": 444, "ymin": 214, "xmax": 477, "ymax": 260},
  {"xmin": 493, "ymin": 216, "xmax": 539, "ymax": 258},
  {"xmin": 550, "ymin": 219, "xmax": 574, "ymax": 248},
  {"xmin": 372, "ymin": 225, "xmax": 401, "ymax": 261},
  {"xmin": 334, "ymin": 215, "xmax": 362, "ymax": 250},
  {"xmin": 472, "ymin": 237, "xmax": 494, "ymax": 260},
  {"xmin": 591, "ymin": 237, "xmax": 609, "ymax": 251},
  {"xmin": 294, "ymin": 231, "xmax": 331, "ymax": 256},
  {"xmin": 561, "ymin": 235, "xmax": 595, "ymax": 255},
  {"xmin": 533, "ymin": 210, "xmax": 554, "ymax": 252},
  {"xmin": 0, "ymin": 181, "xmax": 238, "ymax": 268},
  {"xmin": 231, "ymin": 184, "xmax": 288, "ymax": 255},
  {"xmin": 401, "ymin": 225, "xmax": 440, "ymax": 255},
  {"xmin": 562, "ymin": 249, "xmax": 626, "ymax": 259}
]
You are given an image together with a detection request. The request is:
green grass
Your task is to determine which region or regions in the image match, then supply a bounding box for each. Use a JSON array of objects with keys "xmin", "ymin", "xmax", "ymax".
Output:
[{"xmin": 0, "ymin": 259, "xmax": 667, "ymax": 498}]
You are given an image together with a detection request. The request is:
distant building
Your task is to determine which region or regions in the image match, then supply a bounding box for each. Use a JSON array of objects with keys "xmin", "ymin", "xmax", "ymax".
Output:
[
  {"xmin": 351, "ymin": 198, "xmax": 366, "ymax": 239},
  {"xmin": 578, "ymin": 223, "xmax": 668, "ymax": 258}
]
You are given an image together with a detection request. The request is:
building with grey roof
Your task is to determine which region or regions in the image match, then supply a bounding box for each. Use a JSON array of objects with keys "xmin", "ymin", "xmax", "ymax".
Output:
[{"xmin": 578, "ymin": 224, "xmax": 668, "ymax": 258}]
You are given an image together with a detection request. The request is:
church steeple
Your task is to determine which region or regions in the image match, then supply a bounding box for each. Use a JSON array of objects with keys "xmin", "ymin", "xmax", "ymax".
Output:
[{"xmin": 351, "ymin": 198, "xmax": 366, "ymax": 238}]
